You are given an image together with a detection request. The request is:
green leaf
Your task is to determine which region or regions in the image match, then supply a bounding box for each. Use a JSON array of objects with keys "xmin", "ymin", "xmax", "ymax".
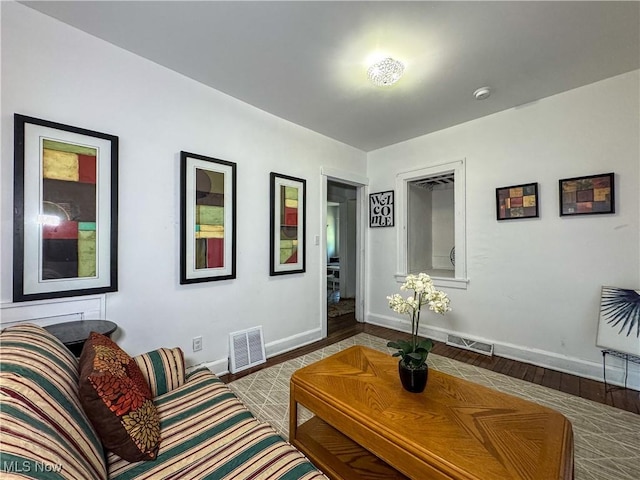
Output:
[
  {"xmin": 416, "ymin": 338, "xmax": 433, "ymax": 351},
  {"xmin": 398, "ymin": 340, "xmax": 412, "ymax": 349},
  {"xmin": 389, "ymin": 340, "xmax": 412, "ymax": 352}
]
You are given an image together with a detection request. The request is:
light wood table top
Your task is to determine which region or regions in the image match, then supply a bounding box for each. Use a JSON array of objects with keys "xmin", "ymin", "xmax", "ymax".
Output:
[{"xmin": 290, "ymin": 345, "xmax": 573, "ymax": 480}]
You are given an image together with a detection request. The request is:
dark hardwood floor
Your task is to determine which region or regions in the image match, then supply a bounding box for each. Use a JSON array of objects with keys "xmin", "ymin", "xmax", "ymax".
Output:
[{"xmin": 223, "ymin": 312, "xmax": 640, "ymax": 415}]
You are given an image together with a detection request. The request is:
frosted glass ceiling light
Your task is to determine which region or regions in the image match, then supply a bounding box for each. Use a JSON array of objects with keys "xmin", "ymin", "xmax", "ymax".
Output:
[{"xmin": 367, "ymin": 57, "xmax": 404, "ymax": 87}]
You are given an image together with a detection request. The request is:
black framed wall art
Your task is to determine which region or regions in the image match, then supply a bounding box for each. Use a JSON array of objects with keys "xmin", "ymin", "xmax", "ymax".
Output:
[
  {"xmin": 13, "ymin": 114, "xmax": 119, "ymax": 302},
  {"xmin": 180, "ymin": 151, "xmax": 236, "ymax": 284},
  {"xmin": 369, "ymin": 190, "xmax": 394, "ymax": 227},
  {"xmin": 270, "ymin": 172, "xmax": 306, "ymax": 276},
  {"xmin": 559, "ymin": 172, "xmax": 614, "ymax": 216},
  {"xmin": 496, "ymin": 182, "xmax": 539, "ymax": 220}
]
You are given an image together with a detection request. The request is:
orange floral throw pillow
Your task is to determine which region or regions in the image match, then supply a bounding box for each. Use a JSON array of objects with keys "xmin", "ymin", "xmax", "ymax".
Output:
[{"xmin": 79, "ymin": 332, "xmax": 160, "ymax": 462}]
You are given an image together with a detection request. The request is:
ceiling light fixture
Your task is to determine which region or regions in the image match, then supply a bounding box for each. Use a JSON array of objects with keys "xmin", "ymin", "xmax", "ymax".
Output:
[
  {"xmin": 367, "ymin": 57, "xmax": 405, "ymax": 87},
  {"xmin": 473, "ymin": 86, "xmax": 491, "ymax": 100}
]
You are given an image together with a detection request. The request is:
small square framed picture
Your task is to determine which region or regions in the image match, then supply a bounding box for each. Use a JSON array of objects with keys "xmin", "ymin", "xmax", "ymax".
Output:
[
  {"xmin": 496, "ymin": 182, "xmax": 539, "ymax": 220},
  {"xmin": 559, "ymin": 172, "xmax": 614, "ymax": 216}
]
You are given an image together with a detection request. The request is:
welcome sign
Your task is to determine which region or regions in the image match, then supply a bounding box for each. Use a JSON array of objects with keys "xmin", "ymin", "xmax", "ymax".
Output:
[{"xmin": 369, "ymin": 190, "xmax": 394, "ymax": 227}]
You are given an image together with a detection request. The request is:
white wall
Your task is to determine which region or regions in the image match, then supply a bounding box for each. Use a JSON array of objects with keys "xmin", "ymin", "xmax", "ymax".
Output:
[
  {"xmin": 408, "ymin": 184, "xmax": 432, "ymax": 272},
  {"xmin": 432, "ymin": 187, "xmax": 454, "ymax": 270},
  {"xmin": 343, "ymin": 198, "xmax": 357, "ymax": 299},
  {"xmin": 326, "ymin": 204, "xmax": 339, "ymax": 260},
  {"xmin": 0, "ymin": 2, "xmax": 366, "ymax": 371},
  {"xmin": 367, "ymin": 71, "xmax": 640, "ymax": 389}
]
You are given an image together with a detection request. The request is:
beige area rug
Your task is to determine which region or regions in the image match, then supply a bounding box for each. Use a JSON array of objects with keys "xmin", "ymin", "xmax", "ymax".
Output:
[{"xmin": 229, "ymin": 333, "xmax": 640, "ymax": 480}]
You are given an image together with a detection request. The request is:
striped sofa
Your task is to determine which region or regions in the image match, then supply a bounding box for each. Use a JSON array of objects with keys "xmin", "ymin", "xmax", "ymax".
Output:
[{"xmin": 0, "ymin": 324, "xmax": 328, "ymax": 480}]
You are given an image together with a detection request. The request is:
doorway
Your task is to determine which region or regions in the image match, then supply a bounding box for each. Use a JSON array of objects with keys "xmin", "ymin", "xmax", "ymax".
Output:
[{"xmin": 326, "ymin": 180, "xmax": 358, "ymax": 334}]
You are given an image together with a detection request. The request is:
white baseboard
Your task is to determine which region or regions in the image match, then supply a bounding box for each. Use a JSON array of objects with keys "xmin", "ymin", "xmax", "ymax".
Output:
[
  {"xmin": 366, "ymin": 313, "xmax": 640, "ymax": 392},
  {"xmin": 264, "ymin": 327, "xmax": 324, "ymax": 359},
  {"xmin": 187, "ymin": 358, "xmax": 229, "ymax": 376},
  {"xmin": 187, "ymin": 327, "xmax": 324, "ymax": 377}
]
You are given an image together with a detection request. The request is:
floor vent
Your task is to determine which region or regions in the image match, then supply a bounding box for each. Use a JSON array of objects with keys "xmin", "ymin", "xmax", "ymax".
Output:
[
  {"xmin": 446, "ymin": 334, "xmax": 494, "ymax": 356},
  {"xmin": 229, "ymin": 326, "xmax": 266, "ymax": 373}
]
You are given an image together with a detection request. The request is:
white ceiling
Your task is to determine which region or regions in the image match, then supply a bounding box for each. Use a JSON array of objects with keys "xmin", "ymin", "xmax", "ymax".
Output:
[{"xmin": 21, "ymin": 1, "xmax": 640, "ymax": 152}]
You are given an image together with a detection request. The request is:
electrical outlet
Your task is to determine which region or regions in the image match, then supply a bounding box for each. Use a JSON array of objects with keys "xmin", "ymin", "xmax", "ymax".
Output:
[{"xmin": 192, "ymin": 336, "xmax": 203, "ymax": 352}]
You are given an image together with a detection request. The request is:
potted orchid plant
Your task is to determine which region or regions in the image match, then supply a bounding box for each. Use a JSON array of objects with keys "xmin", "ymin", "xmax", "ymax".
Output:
[{"xmin": 387, "ymin": 273, "xmax": 451, "ymax": 392}]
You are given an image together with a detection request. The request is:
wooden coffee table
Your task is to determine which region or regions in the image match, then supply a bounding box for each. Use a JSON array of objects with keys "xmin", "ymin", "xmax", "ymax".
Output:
[{"xmin": 290, "ymin": 345, "xmax": 573, "ymax": 480}]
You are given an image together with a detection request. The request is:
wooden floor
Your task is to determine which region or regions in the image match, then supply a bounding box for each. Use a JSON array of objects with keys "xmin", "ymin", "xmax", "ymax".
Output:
[{"xmin": 223, "ymin": 312, "xmax": 640, "ymax": 415}]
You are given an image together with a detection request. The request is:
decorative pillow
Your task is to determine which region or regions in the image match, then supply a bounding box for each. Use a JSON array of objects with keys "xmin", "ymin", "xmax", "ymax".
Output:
[
  {"xmin": 79, "ymin": 332, "xmax": 160, "ymax": 462},
  {"xmin": 133, "ymin": 347, "xmax": 186, "ymax": 397}
]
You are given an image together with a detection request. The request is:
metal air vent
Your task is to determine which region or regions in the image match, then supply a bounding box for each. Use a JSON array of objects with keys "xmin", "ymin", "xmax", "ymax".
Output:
[
  {"xmin": 446, "ymin": 334, "xmax": 494, "ymax": 356},
  {"xmin": 229, "ymin": 326, "xmax": 266, "ymax": 373}
]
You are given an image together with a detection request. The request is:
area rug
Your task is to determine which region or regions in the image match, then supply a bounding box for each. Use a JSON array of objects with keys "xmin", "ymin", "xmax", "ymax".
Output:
[
  {"xmin": 327, "ymin": 298, "xmax": 355, "ymax": 317},
  {"xmin": 229, "ymin": 333, "xmax": 640, "ymax": 480}
]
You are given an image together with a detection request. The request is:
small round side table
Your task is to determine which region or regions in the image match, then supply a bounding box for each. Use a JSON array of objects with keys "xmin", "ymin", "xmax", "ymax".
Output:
[{"xmin": 44, "ymin": 319, "xmax": 117, "ymax": 357}]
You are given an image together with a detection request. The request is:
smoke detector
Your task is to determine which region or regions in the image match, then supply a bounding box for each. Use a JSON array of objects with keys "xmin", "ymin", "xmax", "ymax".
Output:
[{"xmin": 473, "ymin": 86, "xmax": 491, "ymax": 100}]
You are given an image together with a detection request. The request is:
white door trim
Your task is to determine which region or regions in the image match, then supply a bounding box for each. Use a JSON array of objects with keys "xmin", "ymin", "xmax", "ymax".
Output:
[{"xmin": 320, "ymin": 167, "xmax": 368, "ymax": 337}]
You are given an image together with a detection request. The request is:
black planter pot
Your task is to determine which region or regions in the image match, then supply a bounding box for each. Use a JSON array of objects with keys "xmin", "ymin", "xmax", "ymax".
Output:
[{"xmin": 398, "ymin": 361, "xmax": 428, "ymax": 393}]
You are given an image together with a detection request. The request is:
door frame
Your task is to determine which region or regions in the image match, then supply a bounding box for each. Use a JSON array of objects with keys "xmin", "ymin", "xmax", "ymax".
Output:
[{"xmin": 320, "ymin": 166, "xmax": 368, "ymax": 338}]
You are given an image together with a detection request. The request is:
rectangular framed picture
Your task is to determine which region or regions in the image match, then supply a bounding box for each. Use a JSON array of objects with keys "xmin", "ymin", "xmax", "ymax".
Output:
[
  {"xmin": 13, "ymin": 114, "xmax": 118, "ymax": 302},
  {"xmin": 180, "ymin": 151, "xmax": 236, "ymax": 284},
  {"xmin": 496, "ymin": 182, "xmax": 539, "ymax": 220},
  {"xmin": 559, "ymin": 172, "xmax": 614, "ymax": 216},
  {"xmin": 369, "ymin": 190, "xmax": 394, "ymax": 227},
  {"xmin": 270, "ymin": 172, "xmax": 306, "ymax": 276}
]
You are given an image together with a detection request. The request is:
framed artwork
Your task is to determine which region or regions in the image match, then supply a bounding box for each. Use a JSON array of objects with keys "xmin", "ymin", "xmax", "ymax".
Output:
[
  {"xmin": 496, "ymin": 182, "xmax": 539, "ymax": 220},
  {"xmin": 559, "ymin": 172, "xmax": 614, "ymax": 216},
  {"xmin": 180, "ymin": 151, "xmax": 236, "ymax": 284},
  {"xmin": 369, "ymin": 190, "xmax": 394, "ymax": 227},
  {"xmin": 596, "ymin": 286, "xmax": 640, "ymax": 356},
  {"xmin": 270, "ymin": 172, "xmax": 306, "ymax": 276},
  {"xmin": 13, "ymin": 114, "xmax": 118, "ymax": 302}
]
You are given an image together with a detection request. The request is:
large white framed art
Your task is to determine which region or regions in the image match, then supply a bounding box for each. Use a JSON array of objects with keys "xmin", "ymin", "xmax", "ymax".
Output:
[
  {"xmin": 13, "ymin": 114, "xmax": 118, "ymax": 302},
  {"xmin": 180, "ymin": 151, "xmax": 236, "ymax": 284}
]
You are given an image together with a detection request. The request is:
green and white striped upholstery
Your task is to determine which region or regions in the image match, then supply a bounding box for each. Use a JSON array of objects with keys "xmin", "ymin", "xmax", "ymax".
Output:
[
  {"xmin": 133, "ymin": 347, "xmax": 185, "ymax": 398},
  {"xmin": 0, "ymin": 324, "xmax": 107, "ymax": 480},
  {"xmin": 108, "ymin": 369, "xmax": 327, "ymax": 480},
  {"xmin": 1, "ymin": 324, "xmax": 327, "ymax": 480}
]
